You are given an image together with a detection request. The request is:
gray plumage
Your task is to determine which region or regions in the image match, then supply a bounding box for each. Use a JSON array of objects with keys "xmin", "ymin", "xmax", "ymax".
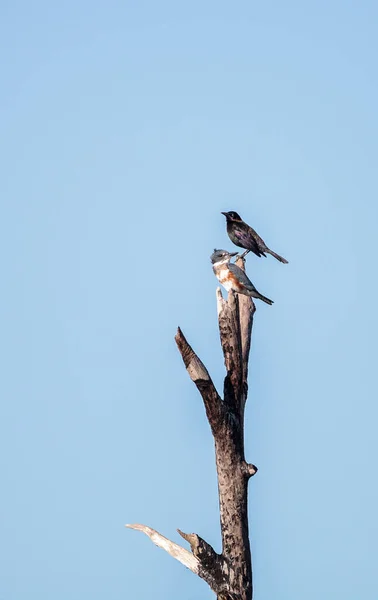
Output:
[
  {"xmin": 210, "ymin": 249, "xmax": 274, "ymax": 305},
  {"xmin": 228, "ymin": 263, "xmax": 273, "ymax": 305}
]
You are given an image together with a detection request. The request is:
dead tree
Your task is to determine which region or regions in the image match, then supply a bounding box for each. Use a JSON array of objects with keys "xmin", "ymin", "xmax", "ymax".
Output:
[{"xmin": 127, "ymin": 257, "xmax": 258, "ymax": 600}]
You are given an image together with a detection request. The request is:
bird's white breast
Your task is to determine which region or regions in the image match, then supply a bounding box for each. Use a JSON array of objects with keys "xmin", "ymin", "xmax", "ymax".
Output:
[{"xmin": 213, "ymin": 264, "xmax": 233, "ymax": 291}]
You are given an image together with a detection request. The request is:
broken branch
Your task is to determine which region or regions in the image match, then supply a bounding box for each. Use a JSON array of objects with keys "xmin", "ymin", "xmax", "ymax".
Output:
[{"xmin": 175, "ymin": 327, "xmax": 224, "ymax": 434}]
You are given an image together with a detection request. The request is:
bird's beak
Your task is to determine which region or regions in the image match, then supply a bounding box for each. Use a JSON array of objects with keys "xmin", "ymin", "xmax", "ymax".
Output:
[
  {"xmin": 229, "ymin": 252, "xmax": 238, "ymax": 257},
  {"xmin": 221, "ymin": 211, "xmax": 228, "ymax": 217}
]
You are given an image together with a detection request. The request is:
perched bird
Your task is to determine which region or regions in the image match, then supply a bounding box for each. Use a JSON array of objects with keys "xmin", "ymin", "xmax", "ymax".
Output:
[
  {"xmin": 210, "ymin": 249, "xmax": 274, "ymax": 305},
  {"xmin": 221, "ymin": 211, "xmax": 288, "ymax": 264}
]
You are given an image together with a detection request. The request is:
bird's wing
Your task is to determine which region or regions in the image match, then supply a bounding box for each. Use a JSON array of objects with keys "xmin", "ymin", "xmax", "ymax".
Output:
[
  {"xmin": 228, "ymin": 263, "xmax": 257, "ymax": 292},
  {"xmin": 250, "ymin": 227, "xmax": 267, "ymax": 249},
  {"xmin": 232, "ymin": 225, "xmax": 262, "ymax": 255}
]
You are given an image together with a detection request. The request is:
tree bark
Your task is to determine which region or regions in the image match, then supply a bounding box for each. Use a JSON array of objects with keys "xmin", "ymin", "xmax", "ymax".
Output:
[{"xmin": 127, "ymin": 257, "xmax": 257, "ymax": 600}]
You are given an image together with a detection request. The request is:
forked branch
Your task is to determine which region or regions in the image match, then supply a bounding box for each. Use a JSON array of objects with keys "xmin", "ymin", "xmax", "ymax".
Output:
[
  {"xmin": 126, "ymin": 524, "xmax": 229, "ymax": 596},
  {"xmin": 128, "ymin": 277, "xmax": 257, "ymax": 600},
  {"xmin": 125, "ymin": 524, "xmax": 198, "ymax": 572}
]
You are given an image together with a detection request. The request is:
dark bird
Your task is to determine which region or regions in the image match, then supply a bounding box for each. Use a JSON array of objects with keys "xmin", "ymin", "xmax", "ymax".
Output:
[
  {"xmin": 210, "ymin": 249, "xmax": 274, "ymax": 305},
  {"xmin": 221, "ymin": 211, "xmax": 288, "ymax": 264}
]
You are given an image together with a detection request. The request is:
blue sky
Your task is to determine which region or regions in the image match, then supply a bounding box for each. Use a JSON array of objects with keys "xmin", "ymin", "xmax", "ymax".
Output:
[{"xmin": 1, "ymin": 1, "xmax": 378, "ymax": 599}]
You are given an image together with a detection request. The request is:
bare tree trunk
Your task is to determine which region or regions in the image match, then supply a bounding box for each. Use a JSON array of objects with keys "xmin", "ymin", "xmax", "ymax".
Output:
[{"xmin": 127, "ymin": 258, "xmax": 258, "ymax": 600}]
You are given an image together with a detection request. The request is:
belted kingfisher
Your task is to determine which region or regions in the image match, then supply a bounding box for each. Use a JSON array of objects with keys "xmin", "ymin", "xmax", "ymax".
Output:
[
  {"xmin": 221, "ymin": 211, "xmax": 288, "ymax": 264},
  {"xmin": 211, "ymin": 249, "xmax": 274, "ymax": 305}
]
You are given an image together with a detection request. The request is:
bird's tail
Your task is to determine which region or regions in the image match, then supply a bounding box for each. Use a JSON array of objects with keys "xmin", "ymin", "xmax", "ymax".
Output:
[
  {"xmin": 257, "ymin": 293, "xmax": 274, "ymax": 306},
  {"xmin": 266, "ymin": 249, "xmax": 288, "ymax": 264}
]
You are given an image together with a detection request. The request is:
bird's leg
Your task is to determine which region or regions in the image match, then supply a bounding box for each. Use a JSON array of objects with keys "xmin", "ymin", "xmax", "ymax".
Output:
[{"xmin": 237, "ymin": 250, "xmax": 250, "ymax": 260}]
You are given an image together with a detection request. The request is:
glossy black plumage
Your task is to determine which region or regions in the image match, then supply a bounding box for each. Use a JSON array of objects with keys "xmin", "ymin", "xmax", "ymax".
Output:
[{"xmin": 221, "ymin": 211, "xmax": 288, "ymax": 264}]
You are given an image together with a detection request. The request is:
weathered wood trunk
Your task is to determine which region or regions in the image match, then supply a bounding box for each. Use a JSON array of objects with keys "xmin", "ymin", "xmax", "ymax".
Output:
[{"xmin": 127, "ymin": 258, "xmax": 258, "ymax": 600}]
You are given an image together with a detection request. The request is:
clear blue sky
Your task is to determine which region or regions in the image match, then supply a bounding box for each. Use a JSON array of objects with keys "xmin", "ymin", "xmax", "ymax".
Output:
[{"xmin": 1, "ymin": 1, "xmax": 377, "ymax": 599}]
